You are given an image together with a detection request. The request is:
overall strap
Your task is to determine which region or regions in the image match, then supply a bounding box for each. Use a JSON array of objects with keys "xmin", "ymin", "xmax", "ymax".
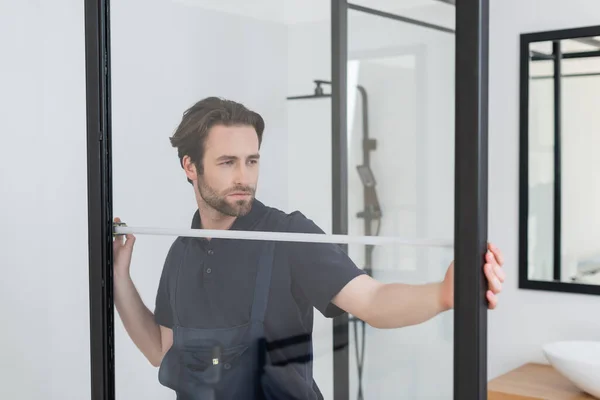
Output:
[
  {"xmin": 249, "ymin": 239, "xmax": 276, "ymax": 323},
  {"xmin": 168, "ymin": 239, "xmax": 190, "ymax": 327}
]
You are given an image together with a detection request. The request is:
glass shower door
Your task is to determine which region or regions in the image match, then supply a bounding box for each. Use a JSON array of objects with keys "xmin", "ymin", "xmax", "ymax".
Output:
[
  {"xmin": 345, "ymin": 3, "xmax": 456, "ymax": 399},
  {"xmin": 84, "ymin": 0, "xmax": 491, "ymax": 398}
]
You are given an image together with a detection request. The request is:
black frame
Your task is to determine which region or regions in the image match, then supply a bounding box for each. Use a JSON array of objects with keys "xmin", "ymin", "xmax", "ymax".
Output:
[
  {"xmin": 331, "ymin": 2, "xmax": 350, "ymax": 399},
  {"xmin": 552, "ymin": 40, "xmax": 562, "ymax": 282},
  {"xmin": 85, "ymin": 0, "xmax": 115, "ymax": 399},
  {"xmin": 519, "ymin": 24, "xmax": 600, "ymax": 296},
  {"xmin": 85, "ymin": 0, "xmax": 490, "ymax": 398},
  {"xmin": 454, "ymin": 1, "xmax": 489, "ymax": 399}
]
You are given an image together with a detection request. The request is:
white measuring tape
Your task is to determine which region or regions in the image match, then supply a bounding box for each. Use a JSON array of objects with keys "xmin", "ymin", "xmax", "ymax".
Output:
[{"xmin": 113, "ymin": 224, "xmax": 453, "ymax": 248}]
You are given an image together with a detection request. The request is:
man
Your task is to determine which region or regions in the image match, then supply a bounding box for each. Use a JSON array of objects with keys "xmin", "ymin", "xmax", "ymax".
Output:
[{"xmin": 113, "ymin": 97, "xmax": 505, "ymax": 399}]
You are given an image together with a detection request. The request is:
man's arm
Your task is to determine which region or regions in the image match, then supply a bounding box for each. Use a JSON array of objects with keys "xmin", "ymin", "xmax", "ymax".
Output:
[
  {"xmin": 332, "ymin": 275, "xmax": 447, "ymax": 329},
  {"xmin": 332, "ymin": 244, "xmax": 505, "ymax": 328},
  {"xmin": 114, "ymin": 274, "xmax": 173, "ymax": 367}
]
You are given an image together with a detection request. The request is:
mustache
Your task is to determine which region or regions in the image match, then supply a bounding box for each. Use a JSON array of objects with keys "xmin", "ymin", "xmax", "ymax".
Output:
[{"xmin": 225, "ymin": 186, "xmax": 255, "ymax": 195}]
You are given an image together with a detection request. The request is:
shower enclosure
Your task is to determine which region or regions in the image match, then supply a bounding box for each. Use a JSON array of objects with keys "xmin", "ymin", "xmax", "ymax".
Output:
[{"xmin": 85, "ymin": 0, "xmax": 489, "ymax": 399}]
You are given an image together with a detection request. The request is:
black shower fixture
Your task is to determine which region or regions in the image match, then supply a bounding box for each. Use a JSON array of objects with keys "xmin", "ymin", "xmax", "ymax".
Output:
[{"xmin": 286, "ymin": 79, "xmax": 333, "ymax": 100}]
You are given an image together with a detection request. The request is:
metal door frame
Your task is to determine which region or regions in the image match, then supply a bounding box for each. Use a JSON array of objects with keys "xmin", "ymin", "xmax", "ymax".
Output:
[{"xmin": 85, "ymin": 0, "xmax": 489, "ymax": 398}]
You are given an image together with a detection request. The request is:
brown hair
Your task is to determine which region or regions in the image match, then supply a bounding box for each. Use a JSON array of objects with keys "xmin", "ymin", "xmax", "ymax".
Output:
[{"xmin": 169, "ymin": 97, "xmax": 265, "ymax": 183}]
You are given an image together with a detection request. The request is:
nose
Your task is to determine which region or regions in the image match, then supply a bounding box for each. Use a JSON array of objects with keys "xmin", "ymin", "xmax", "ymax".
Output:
[{"xmin": 233, "ymin": 163, "xmax": 251, "ymax": 186}]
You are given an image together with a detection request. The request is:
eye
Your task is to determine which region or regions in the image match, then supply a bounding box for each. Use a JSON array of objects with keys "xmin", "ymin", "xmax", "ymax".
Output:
[{"xmin": 221, "ymin": 160, "xmax": 234, "ymax": 166}]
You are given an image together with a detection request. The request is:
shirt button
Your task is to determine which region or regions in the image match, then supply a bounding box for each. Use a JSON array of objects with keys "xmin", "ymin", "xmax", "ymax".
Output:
[{"xmin": 206, "ymin": 268, "xmax": 212, "ymax": 274}]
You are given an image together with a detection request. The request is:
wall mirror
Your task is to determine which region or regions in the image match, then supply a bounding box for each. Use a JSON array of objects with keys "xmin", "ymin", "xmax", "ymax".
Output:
[{"xmin": 520, "ymin": 25, "xmax": 600, "ymax": 295}]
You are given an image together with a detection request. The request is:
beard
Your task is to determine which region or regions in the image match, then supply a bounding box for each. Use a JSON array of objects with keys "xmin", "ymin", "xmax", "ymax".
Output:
[{"xmin": 197, "ymin": 177, "xmax": 255, "ymax": 217}]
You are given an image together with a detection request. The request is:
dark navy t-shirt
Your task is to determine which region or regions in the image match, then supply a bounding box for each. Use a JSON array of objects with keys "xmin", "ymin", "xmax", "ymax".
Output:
[{"xmin": 153, "ymin": 200, "xmax": 365, "ymax": 383}]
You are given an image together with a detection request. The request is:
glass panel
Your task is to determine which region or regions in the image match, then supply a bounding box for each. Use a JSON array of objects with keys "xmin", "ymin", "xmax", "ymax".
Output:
[
  {"xmin": 561, "ymin": 55, "xmax": 600, "ymax": 285},
  {"xmin": 528, "ymin": 50, "xmax": 555, "ymax": 282},
  {"xmin": 109, "ymin": 1, "xmax": 336, "ymax": 399},
  {"xmin": 286, "ymin": 5, "xmax": 334, "ymax": 399},
  {"xmin": 109, "ymin": 2, "xmax": 457, "ymax": 399},
  {"xmin": 347, "ymin": 6, "xmax": 455, "ymax": 399},
  {"xmin": 348, "ymin": 0, "xmax": 455, "ymax": 31}
]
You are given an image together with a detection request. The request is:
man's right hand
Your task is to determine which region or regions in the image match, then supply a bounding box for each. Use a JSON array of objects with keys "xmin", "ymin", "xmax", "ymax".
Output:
[
  {"xmin": 112, "ymin": 217, "xmax": 168, "ymax": 366},
  {"xmin": 113, "ymin": 217, "xmax": 136, "ymax": 279}
]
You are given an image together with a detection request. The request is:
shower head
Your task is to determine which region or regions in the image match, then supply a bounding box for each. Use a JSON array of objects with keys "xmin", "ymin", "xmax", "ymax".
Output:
[
  {"xmin": 286, "ymin": 79, "xmax": 332, "ymax": 100},
  {"xmin": 286, "ymin": 94, "xmax": 331, "ymax": 100}
]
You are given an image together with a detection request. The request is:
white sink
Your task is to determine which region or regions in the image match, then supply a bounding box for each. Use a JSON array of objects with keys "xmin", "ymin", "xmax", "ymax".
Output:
[{"xmin": 543, "ymin": 341, "xmax": 600, "ymax": 398}]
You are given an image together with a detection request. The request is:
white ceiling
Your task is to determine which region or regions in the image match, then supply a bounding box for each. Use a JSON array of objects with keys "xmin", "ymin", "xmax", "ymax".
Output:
[{"xmin": 171, "ymin": 0, "xmax": 453, "ymax": 25}]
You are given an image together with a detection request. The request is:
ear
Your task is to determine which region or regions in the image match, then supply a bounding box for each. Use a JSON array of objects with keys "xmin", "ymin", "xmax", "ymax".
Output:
[{"xmin": 182, "ymin": 155, "xmax": 198, "ymax": 182}]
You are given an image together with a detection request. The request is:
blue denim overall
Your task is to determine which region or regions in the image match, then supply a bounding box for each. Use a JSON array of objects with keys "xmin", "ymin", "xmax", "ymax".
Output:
[{"xmin": 158, "ymin": 240, "xmax": 276, "ymax": 400}]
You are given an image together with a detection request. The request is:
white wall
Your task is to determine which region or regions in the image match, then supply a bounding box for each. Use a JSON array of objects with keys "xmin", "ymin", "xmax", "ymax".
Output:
[
  {"xmin": 488, "ymin": 0, "xmax": 600, "ymax": 380},
  {"xmin": 1, "ymin": 1, "xmax": 90, "ymax": 399},
  {"xmin": 1, "ymin": 2, "xmax": 51, "ymax": 399}
]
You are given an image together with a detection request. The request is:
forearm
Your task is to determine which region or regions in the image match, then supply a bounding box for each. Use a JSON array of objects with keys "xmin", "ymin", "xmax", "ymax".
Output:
[
  {"xmin": 114, "ymin": 274, "xmax": 163, "ymax": 366},
  {"xmin": 366, "ymin": 282, "xmax": 447, "ymax": 329}
]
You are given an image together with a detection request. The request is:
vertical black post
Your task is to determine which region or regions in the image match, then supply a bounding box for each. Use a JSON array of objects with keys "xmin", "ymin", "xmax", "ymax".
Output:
[
  {"xmin": 454, "ymin": 0, "xmax": 489, "ymax": 399},
  {"xmin": 332, "ymin": 1, "xmax": 349, "ymax": 399},
  {"xmin": 85, "ymin": 0, "xmax": 114, "ymax": 399},
  {"xmin": 518, "ymin": 36, "xmax": 531, "ymax": 289},
  {"xmin": 358, "ymin": 87, "xmax": 375, "ymax": 277},
  {"xmin": 552, "ymin": 40, "xmax": 562, "ymax": 282}
]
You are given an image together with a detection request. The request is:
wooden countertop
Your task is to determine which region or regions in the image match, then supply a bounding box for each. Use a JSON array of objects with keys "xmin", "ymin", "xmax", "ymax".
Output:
[{"xmin": 488, "ymin": 363, "xmax": 596, "ymax": 400}]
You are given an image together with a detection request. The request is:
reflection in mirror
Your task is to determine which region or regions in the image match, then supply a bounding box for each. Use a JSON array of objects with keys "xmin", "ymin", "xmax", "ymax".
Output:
[{"xmin": 525, "ymin": 31, "xmax": 600, "ymax": 287}]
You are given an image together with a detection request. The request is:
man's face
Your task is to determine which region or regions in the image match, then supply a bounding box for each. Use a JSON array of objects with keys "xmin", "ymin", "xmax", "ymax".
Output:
[{"xmin": 188, "ymin": 124, "xmax": 260, "ymax": 217}]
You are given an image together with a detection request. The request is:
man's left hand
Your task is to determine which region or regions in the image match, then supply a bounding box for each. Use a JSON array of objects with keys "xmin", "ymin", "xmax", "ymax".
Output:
[{"xmin": 440, "ymin": 242, "xmax": 505, "ymax": 311}]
